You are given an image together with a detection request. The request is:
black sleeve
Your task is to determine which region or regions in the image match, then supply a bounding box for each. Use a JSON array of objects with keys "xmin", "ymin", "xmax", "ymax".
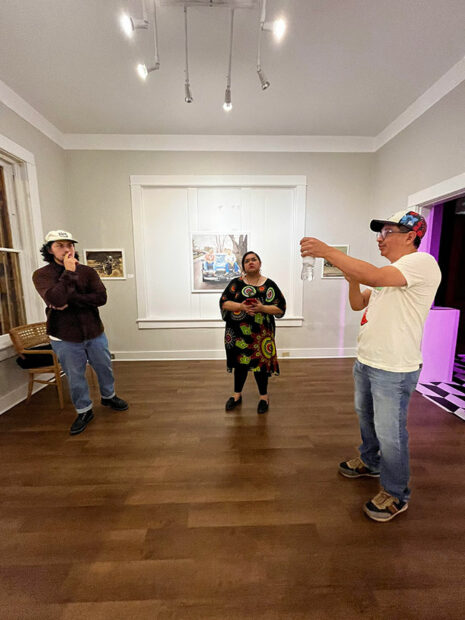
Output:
[
  {"xmin": 265, "ymin": 280, "xmax": 286, "ymax": 318},
  {"xmin": 68, "ymin": 268, "xmax": 107, "ymax": 308},
  {"xmin": 219, "ymin": 278, "xmax": 240, "ymax": 321}
]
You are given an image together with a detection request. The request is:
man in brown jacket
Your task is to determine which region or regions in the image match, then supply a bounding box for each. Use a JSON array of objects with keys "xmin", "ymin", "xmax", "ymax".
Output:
[{"xmin": 33, "ymin": 230, "xmax": 128, "ymax": 435}]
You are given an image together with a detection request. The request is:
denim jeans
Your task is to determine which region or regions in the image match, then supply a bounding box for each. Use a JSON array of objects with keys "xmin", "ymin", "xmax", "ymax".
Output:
[
  {"xmin": 353, "ymin": 360, "xmax": 421, "ymax": 502},
  {"xmin": 50, "ymin": 332, "xmax": 115, "ymax": 413}
]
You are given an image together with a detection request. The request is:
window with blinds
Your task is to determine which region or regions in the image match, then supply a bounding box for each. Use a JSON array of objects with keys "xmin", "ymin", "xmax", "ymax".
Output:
[{"xmin": 0, "ymin": 162, "xmax": 26, "ymax": 334}]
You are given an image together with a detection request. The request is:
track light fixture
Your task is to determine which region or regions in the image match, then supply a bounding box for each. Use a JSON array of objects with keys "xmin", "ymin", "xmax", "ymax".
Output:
[
  {"xmin": 256, "ymin": 0, "xmax": 286, "ymax": 90},
  {"xmin": 137, "ymin": 63, "xmax": 159, "ymax": 80},
  {"xmin": 257, "ymin": 67, "xmax": 270, "ymax": 90},
  {"xmin": 184, "ymin": 7, "xmax": 193, "ymax": 103},
  {"xmin": 119, "ymin": 0, "xmax": 149, "ymax": 39},
  {"xmin": 261, "ymin": 17, "xmax": 286, "ymax": 41},
  {"xmin": 119, "ymin": 1, "xmax": 286, "ymax": 107},
  {"xmin": 134, "ymin": 1, "xmax": 160, "ymax": 82},
  {"xmin": 223, "ymin": 86, "xmax": 232, "ymax": 112},
  {"xmin": 223, "ymin": 9, "xmax": 234, "ymax": 111}
]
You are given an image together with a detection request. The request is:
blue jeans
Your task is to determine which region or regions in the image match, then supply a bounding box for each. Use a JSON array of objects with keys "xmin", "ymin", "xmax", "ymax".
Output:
[
  {"xmin": 50, "ymin": 332, "xmax": 115, "ymax": 414},
  {"xmin": 353, "ymin": 360, "xmax": 421, "ymax": 502}
]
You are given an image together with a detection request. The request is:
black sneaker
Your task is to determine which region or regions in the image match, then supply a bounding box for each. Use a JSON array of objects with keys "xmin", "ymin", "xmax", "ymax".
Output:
[
  {"xmin": 339, "ymin": 457, "xmax": 380, "ymax": 478},
  {"xmin": 101, "ymin": 395, "xmax": 129, "ymax": 411},
  {"xmin": 70, "ymin": 410, "xmax": 94, "ymax": 436},
  {"xmin": 257, "ymin": 399, "xmax": 269, "ymax": 414},
  {"xmin": 363, "ymin": 489, "xmax": 408, "ymax": 522},
  {"xmin": 225, "ymin": 396, "xmax": 242, "ymax": 411}
]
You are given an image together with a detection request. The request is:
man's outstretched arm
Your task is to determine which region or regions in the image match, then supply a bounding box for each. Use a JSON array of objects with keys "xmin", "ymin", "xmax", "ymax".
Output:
[{"xmin": 300, "ymin": 237, "xmax": 407, "ymax": 288}]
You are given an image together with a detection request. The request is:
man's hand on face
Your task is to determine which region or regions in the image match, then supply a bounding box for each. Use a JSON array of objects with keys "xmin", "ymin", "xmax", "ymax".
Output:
[
  {"xmin": 63, "ymin": 250, "xmax": 78, "ymax": 272},
  {"xmin": 300, "ymin": 237, "xmax": 330, "ymax": 259}
]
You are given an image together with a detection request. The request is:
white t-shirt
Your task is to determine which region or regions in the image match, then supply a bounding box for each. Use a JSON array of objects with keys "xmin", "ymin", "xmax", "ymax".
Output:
[{"xmin": 357, "ymin": 251, "xmax": 441, "ymax": 372}]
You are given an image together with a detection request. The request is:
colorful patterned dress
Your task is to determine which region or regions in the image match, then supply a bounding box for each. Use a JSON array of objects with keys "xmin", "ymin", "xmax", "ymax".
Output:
[{"xmin": 220, "ymin": 277, "xmax": 286, "ymax": 375}]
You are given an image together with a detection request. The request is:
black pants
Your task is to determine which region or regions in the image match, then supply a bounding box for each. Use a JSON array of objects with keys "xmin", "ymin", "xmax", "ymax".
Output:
[{"xmin": 234, "ymin": 366, "xmax": 268, "ymax": 395}]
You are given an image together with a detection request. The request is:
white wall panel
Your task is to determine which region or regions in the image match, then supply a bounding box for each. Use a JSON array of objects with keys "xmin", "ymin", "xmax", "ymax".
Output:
[{"xmin": 131, "ymin": 175, "xmax": 306, "ymax": 328}]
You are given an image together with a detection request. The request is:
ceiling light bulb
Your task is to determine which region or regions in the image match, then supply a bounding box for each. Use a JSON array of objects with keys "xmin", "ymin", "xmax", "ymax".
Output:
[
  {"xmin": 136, "ymin": 64, "xmax": 148, "ymax": 80},
  {"xmin": 273, "ymin": 18, "xmax": 286, "ymax": 41},
  {"xmin": 223, "ymin": 87, "xmax": 232, "ymax": 111},
  {"xmin": 120, "ymin": 13, "xmax": 134, "ymax": 38},
  {"xmin": 257, "ymin": 68, "xmax": 270, "ymax": 90},
  {"xmin": 185, "ymin": 83, "xmax": 193, "ymax": 103}
]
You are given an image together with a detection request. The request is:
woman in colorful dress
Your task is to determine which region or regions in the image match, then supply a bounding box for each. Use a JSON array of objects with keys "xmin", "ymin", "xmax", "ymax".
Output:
[{"xmin": 220, "ymin": 251, "xmax": 286, "ymax": 414}]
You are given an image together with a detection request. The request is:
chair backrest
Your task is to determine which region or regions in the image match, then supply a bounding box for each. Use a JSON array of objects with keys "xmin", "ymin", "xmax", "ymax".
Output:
[{"xmin": 9, "ymin": 322, "xmax": 49, "ymax": 355}]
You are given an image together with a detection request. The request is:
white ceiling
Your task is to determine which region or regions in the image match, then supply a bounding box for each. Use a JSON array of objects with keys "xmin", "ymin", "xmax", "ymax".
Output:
[{"xmin": 0, "ymin": 0, "xmax": 465, "ymax": 137}]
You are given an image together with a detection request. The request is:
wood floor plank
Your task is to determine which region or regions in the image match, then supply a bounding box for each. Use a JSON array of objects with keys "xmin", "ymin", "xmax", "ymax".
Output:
[{"xmin": 1, "ymin": 358, "xmax": 464, "ymax": 618}]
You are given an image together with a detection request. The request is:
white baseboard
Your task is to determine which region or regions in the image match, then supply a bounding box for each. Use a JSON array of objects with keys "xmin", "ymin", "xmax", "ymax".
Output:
[
  {"xmin": 0, "ymin": 375, "xmax": 52, "ymax": 415},
  {"xmin": 112, "ymin": 348, "xmax": 357, "ymax": 361}
]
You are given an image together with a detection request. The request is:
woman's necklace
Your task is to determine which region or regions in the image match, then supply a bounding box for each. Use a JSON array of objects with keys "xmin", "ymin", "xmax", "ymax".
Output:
[{"xmin": 245, "ymin": 274, "xmax": 262, "ymax": 286}]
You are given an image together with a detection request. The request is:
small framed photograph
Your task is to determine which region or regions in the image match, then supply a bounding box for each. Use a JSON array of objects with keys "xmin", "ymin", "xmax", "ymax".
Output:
[
  {"xmin": 191, "ymin": 232, "xmax": 248, "ymax": 292},
  {"xmin": 83, "ymin": 249, "xmax": 126, "ymax": 280},
  {"xmin": 321, "ymin": 245, "xmax": 349, "ymax": 279}
]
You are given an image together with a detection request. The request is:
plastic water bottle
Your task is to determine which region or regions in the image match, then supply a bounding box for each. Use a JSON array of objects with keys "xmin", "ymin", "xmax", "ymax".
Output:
[{"xmin": 301, "ymin": 256, "xmax": 315, "ymax": 281}]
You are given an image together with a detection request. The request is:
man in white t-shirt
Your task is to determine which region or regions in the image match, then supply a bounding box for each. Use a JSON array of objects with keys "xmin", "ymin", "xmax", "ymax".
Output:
[{"xmin": 300, "ymin": 209, "xmax": 441, "ymax": 522}]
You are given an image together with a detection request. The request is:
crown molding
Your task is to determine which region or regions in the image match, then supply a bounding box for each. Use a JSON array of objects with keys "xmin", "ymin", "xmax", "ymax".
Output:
[
  {"xmin": 62, "ymin": 133, "xmax": 375, "ymax": 152},
  {"xmin": 1, "ymin": 56, "xmax": 465, "ymax": 153},
  {"xmin": 0, "ymin": 79, "xmax": 64, "ymax": 148},
  {"xmin": 374, "ymin": 55, "xmax": 465, "ymax": 151}
]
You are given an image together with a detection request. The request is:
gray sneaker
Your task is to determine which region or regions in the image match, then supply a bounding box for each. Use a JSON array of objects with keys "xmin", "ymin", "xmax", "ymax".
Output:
[
  {"xmin": 339, "ymin": 457, "xmax": 380, "ymax": 478},
  {"xmin": 363, "ymin": 489, "xmax": 408, "ymax": 522}
]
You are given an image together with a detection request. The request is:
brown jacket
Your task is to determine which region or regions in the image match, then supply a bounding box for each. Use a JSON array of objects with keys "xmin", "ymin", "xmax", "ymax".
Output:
[{"xmin": 32, "ymin": 262, "xmax": 107, "ymax": 342}]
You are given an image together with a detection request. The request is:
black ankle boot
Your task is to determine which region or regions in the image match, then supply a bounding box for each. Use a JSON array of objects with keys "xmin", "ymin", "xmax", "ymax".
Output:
[{"xmin": 70, "ymin": 410, "xmax": 94, "ymax": 435}]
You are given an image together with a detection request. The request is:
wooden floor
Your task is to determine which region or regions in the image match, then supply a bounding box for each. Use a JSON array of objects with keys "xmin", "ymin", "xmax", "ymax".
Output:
[{"xmin": 1, "ymin": 359, "xmax": 464, "ymax": 620}]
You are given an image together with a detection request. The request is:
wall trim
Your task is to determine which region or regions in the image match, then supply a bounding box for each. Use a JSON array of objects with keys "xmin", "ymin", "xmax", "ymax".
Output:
[
  {"xmin": 130, "ymin": 174, "xmax": 307, "ymax": 187},
  {"xmin": 374, "ymin": 55, "xmax": 465, "ymax": 150},
  {"xmin": 137, "ymin": 317, "xmax": 304, "ymax": 329},
  {"xmin": 1, "ymin": 56, "xmax": 465, "ymax": 153},
  {"xmin": 113, "ymin": 347, "xmax": 357, "ymax": 361},
  {"xmin": 408, "ymin": 171, "xmax": 465, "ymax": 208},
  {"xmin": 63, "ymin": 134, "xmax": 375, "ymax": 152},
  {"xmin": 0, "ymin": 79, "xmax": 64, "ymax": 148}
]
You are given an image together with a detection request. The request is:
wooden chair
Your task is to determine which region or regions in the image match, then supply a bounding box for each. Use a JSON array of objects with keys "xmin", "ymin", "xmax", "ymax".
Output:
[{"xmin": 9, "ymin": 322, "xmax": 64, "ymax": 409}]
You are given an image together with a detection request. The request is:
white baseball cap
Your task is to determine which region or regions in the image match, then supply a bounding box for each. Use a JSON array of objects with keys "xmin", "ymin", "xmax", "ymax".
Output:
[{"xmin": 44, "ymin": 230, "xmax": 78, "ymax": 244}]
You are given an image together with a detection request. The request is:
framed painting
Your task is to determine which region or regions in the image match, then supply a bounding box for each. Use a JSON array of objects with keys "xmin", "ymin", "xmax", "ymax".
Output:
[
  {"xmin": 83, "ymin": 249, "xmax": 126, "ymax": 280},
  {"xmin": 321, "ymin": 245, "xmax": 349, "ymax": 279},
  {"xmin": 191, "ymin": 233, "xmax": 248, "ymax": 292}
]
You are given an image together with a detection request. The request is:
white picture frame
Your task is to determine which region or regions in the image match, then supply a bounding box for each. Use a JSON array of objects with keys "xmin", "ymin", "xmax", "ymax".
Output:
[{"xmin": 83, "ymin": 249, "xmax": 126, "ymax": 280}]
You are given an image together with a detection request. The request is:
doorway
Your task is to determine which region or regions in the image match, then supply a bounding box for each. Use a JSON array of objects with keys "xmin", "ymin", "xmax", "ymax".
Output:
[{"xmin": 435, "ymin": 195, "xmax": 465, "ymax": 354}]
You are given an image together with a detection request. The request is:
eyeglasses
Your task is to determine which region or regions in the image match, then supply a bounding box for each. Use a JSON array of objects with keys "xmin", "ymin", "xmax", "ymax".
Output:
[{"xmin": 375, "ymin": 229, "xmax": 410, "ymax": 241}]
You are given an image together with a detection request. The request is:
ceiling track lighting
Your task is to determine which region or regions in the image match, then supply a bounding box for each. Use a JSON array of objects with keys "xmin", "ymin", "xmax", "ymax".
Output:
[
  {"xmin": 120, "ymin": 1, "xmax": 286, "ymax": 106},
  {"xmin": 184, "ymin": 7, "xmax": 193, "ymax": 102},
  {"xmin": 134, "ymin": 1, "xmax": 160, "ymax": 80},
  {"xmin": 223, "ymin": 9, "xmax": 234, "ymax": 111},
  {"xmin": 120, "ymin": 0, "xmax": 149, "ymax": 38},
  {"xmin": 256, "ymin": 0, "xmax": 286, "ymax": 90}
]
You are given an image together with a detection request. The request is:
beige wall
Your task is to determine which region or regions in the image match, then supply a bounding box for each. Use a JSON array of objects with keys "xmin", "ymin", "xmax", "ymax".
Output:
[
  {"xmin": 371, "ymin": 81, "xmax": 465, "ymax": 261},
  {"xmin": 0, "ymin": 104, "xmax": 67, "ymax": 410},
  {"xmin": 65, "ymin": 150, "xmax": 374, "ymax": 358}
]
